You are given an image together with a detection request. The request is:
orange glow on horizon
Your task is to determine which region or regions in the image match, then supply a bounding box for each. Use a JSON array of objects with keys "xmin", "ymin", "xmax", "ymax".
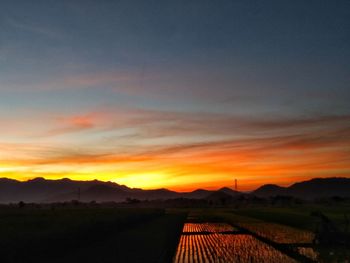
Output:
[{"xmin": 1, "ymin": 111, "xmax": 349, "ymax": 191}]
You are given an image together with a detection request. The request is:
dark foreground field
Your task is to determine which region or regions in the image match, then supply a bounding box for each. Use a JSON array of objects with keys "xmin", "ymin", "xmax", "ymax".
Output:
[
  {"xmin": 1, "ymin": 203, "xmax": 349, "ymax": 263},
  {"xmin": 0, "ymin": 207, "xmax": 186, "ymax": 263}
]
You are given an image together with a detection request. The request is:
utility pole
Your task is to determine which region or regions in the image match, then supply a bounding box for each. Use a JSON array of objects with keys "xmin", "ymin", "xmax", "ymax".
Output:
[{"xmin": 235, "ymin": 179, "xmax": 238, "ymax": 191}]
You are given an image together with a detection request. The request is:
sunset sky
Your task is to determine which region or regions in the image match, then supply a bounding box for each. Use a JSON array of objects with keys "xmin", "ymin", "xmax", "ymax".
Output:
[{"xmin": 0, "ymin": 1, "xmax": 349, "ymax": 191}]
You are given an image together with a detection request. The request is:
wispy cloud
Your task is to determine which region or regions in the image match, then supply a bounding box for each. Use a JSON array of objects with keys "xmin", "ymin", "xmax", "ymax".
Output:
[
  {"xmin": 1, "ymin": 104, "xmax": 349, "ymax": 190},
  {"xmin": 2, "ymin": 110, "xmax": 349, "ymax": 163},
  {"xmin": 4, "ymin": 104, "xmax": 350, "ymax": 140},
  {"xmin": 44, "ymin": 113, "xmax": 100, "ymax": 136}
]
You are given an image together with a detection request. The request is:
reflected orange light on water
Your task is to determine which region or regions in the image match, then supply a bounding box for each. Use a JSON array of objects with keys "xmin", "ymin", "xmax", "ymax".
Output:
[{"xmin": 174, "ymin": 233, "xmax": 297, "ymax": 263}]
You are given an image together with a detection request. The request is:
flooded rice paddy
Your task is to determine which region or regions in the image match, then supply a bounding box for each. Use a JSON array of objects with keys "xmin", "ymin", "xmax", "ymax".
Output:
[
  {"xmin": 236, "ymin": 222, "xmax": 315, "ymax": 244},
  {"xmin": 174, "ymin": 211, "xmax": 350, "ymax": 263},
  {"xmin": 297, "ymin": 247, "xmax": 319, "ymax": 261},
  {"xmin": 182, "ymin": 223, "xmax": 237, "ymax": 233},
  {"xmin": 174, "ymin": 223, "xmax": 298, "ymax": 263}
]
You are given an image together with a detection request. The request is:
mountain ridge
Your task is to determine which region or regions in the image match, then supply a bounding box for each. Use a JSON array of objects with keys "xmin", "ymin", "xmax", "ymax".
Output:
[
  {"xmin": 0, "ymin": 177, "xmax": 349, "ymax": 203},
  {"xmin": 0, "ymin": 177, "xmax": 228, "ymax": 203},
  {"xmin": 253, "ymin": 177, "xmax": 350, "ymax": 199}
]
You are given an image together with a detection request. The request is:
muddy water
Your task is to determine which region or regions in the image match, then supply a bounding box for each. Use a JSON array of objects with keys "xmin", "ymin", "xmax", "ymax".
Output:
[{"xmin": 174, "ymin": 223, "xmax": 297, "ymax": 263}]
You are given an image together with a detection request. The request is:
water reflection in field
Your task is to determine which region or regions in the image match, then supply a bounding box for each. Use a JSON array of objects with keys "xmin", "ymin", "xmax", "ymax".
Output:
[
  {"xmin": 237, "ymin": 222, "xmax": 314, "ymax": 244},
  {"xmin": 174, "ymin": 223, "xmax": 297, "ymax": 263},
  {"xmin": 297, "ymin": 247, "xmax": 319, "ymax": 261},
  {"xmin": 183, "ymin": 223, "xmax": 236, "ymax": 233},
  {"xmin": 174, "ymin": 234, "xmax": 297, "ymax": 263}
]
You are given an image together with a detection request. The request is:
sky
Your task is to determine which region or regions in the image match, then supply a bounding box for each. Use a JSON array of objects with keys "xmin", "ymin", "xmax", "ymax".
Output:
[{"xmin": 0, "ymin": 0, "xmax": 349, "ymax": 191}]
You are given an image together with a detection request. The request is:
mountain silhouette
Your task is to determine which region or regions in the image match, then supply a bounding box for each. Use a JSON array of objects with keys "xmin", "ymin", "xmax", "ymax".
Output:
[
  {"xmin": 0, "ymin": 177, "xmax": 349, "ymax": 203},
  {"xmin": 252, "ymin": 184, "xmax": 285, "ymax": 197},
  {"xmin": 0, "ymin": 177, "xmax": 217, "ymax": 203},
  {"xmin": 253, "ymin": 177, "xmax": 350, "ymax": 199},
  {"xmin": 218, "ymin": 187, "xmax": 240, "ymax": 196}
]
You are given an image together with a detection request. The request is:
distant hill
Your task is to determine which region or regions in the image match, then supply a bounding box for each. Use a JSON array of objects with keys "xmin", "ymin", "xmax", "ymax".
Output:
[
  {"xmin": 1, "ymin": 177, "xmax": 349, "ymax": 203},
  {"xmin": 0, "ymin": 177, "xmax": 237, "ymax": 203},
  {"xmin": 253, "ymin": 177, "xmax": 350, "ymax": 199},
  {"xmin": 182, "ymin": 189, "xmax": 213, "ymax": 199},
  {"xmin": 252, "ymin": 184, "xmax": 285, "ymax": 197},
  {"xmin": 218, "ymin": 187, "xmax": 240, "ymax": 196},
  {"xmin": 0, "ymin": 177, "xmax": 131, "ymax": 203}
]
